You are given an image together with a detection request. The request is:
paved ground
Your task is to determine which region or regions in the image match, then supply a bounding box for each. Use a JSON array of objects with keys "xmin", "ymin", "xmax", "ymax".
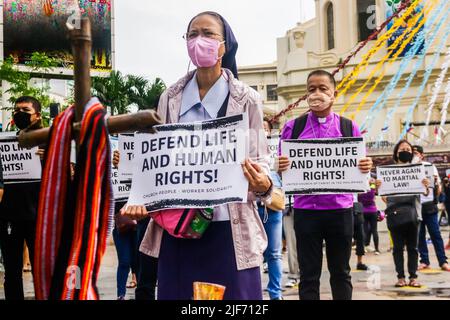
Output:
[{"xmin": 1, "ymin": 225, "xmax": 449, "ymax": 300}]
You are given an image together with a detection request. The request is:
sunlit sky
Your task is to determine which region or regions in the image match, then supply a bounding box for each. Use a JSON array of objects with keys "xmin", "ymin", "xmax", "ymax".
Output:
[{"xmin": 114, "ymin": 0, "xmax": 316, "ymax": 84}]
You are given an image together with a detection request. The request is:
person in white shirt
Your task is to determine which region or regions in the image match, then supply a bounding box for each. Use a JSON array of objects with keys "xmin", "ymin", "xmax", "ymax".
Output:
[{"xmin": 412, "ymin": 145, "xmax": 450, "ymax": 272}]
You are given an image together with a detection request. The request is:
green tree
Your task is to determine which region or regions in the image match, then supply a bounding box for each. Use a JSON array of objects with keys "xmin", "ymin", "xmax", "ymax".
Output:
[
  {"xmin": 0, "ymin": 53, "xmax": 60, "ymax": 129},
  {"xmin": 91, "ymin": 70, "xmax": 131, "ymax": 116},
  {"xmin": 128, "ymin": 76, "xmax": 165, "ymax": 111},
  {"xmin": 92, "ymin": 72, "xmax": 165, "ymax": 115}
]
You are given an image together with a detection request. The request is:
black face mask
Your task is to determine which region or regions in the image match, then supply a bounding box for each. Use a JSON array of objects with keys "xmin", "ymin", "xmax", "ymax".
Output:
[
  {"xmin": 13, "ymin": 111, "xmax": 32, "ymax": 130},
  {"xmin": 398, "ymin": 151, "xmax": 413, "ymax": 163}
]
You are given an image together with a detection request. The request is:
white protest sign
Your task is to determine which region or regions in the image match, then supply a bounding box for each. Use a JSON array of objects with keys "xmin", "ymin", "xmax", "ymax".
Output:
[
  {"xmin": 110, "ymin": 136, "xmax": 131, "ymax": 201},
  {"xmin": 127, "ymin": 114, "xmax": 249, "ymax": 212},
  {"xmin": 268, "ymin": 135, "xmax": 280, "ymax": 171},
  {"xmin": 376, "ymin": 163, "xmax": 426, "ymax": 196},
  {"xmin": 0, "ymin": 135, "xmax": 41, "ymax": 183},
  {"xmin": 118, "ymin": 133, "xmax": 135, "ymax": 181},
  {"xmin": 424, "ymin": 164, "xmax": 435, "ymax": 188},
  {"xmin": 70, "ymin": 140, "xmax": 76, "ymax": 164},
  {"xmin": 281, "ymin": 137, "xmax": 369, "ymax": 195}
]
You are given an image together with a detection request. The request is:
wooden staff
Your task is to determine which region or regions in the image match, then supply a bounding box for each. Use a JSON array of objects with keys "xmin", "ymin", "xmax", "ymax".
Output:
[
  {"xmin": 18, "ymin": 17, "xmax": 161, "ymax": 149},
  {"xmin": 71, "ymin": 16, "xmax": 92, "ymax": 122}
]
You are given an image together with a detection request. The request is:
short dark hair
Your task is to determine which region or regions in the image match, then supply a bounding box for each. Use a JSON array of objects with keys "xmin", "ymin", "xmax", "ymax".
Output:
[
  {"xmin": 393, "ymin": 139, "xmax": 413, "ymax": 163},
  {"xmin": 263, "ymin": 117, "xmax": 273, "ymax": 131},
  {"xmin": 412, "ymin": 145, "xmax": 424, "ymax": 154},
  {"xmin": 14, "ymin": 96, "xmax": 41, "ymax": 113},
  {"xmin": 307, "ymin": 70, "xmax": 336, "ymax": 88}
]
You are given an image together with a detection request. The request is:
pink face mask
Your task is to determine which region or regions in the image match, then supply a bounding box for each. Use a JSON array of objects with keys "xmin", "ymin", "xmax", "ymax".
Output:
[{"xmin": 187, "ymin": 36, "xmax": 224, "ymax": 68}]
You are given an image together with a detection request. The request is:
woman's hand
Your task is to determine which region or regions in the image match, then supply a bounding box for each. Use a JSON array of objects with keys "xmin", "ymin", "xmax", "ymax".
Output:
[
  {"xmin": 242, "ymin": 159, "xmax": 271, "ymax": 194},
  {"xmin": 422, "ymin": 178, "xmax": 431, "ymax": 196},
  {"xmin": 276, "ymin": 155, "xmax": 290, "ymax": 174},
  {"xmin": 120, "ymin": 204, "xmax": 149, "ymax": 221},
  {"xmin": 375, "ymin": 179, "xmax": 382, "ymax": 190},
  {"xmin": 113, "ymin": 150, "xmax": 120, "ymax": 169},
  {"xmin": 36, "ymin": 148, "xmax": 45, "ymax": 161},
  {"xmin": 358, "ymin": 157, "xmax": 373, "ymax": 173}
]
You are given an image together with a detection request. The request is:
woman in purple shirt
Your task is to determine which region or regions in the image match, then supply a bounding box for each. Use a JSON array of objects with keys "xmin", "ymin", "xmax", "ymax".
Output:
[
  {"xmin": 277, "ymin": 70, "xmax": 372, "ymax": 300},
  {"xmin": 358, "ymin": 179, "xmax": 380, "ymax": 254}
]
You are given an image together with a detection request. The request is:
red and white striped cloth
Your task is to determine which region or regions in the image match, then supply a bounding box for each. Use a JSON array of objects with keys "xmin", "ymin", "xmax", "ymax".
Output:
[{"xmin": 34, "ymin": 98, "xmax": 114, "ymax": 300}]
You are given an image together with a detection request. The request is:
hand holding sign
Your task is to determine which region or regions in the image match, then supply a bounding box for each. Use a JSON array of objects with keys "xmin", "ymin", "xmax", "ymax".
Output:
[
  {"xmin": 113, "ymin": 150, "xmax": 120, "ymax": 169},
  {"xmin": 277, "ymin": 155, "xmax": 290, "ymax": 174},
  {"xmin": 36, "ymin": 148, "xmax": 45, "ymax": 161},
  {"xmin": 241, "ymin": 159, "xmax": 271, "ymax": 194},
  {"xmin": 120, "ymin": 204, "xmax": 149, "ymax": 221},
  {"xmin": 375, "ymin": 179, "xmax": 382, "ymax": 190},
  {"xmin": 422, "ymin": 178, "xmax": 431, "ymax": 195},
  {"xmin": 358, "ymin": 157, "xmax": 373, "ymax": 173}
]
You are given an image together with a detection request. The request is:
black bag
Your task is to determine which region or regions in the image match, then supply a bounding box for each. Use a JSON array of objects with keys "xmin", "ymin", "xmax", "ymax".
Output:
[
  {"xmin": 385, "ymin": 202, "xmax": 418, "ymax": 230},
  {"xmin": 422, "ymin": 201, "xmax": 438, "ymax": 215}
]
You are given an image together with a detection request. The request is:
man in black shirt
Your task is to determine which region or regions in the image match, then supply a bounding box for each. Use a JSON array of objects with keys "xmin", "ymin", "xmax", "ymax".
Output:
[{"xmin": 0, "ymin": 96, "xmax": 44, "ymax": 300}]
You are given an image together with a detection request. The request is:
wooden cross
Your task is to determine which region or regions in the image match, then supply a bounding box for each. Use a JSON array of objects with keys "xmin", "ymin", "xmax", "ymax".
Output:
[{"xmin": 18, "ymin": 18, "xmax": 161, "ymax": 149}]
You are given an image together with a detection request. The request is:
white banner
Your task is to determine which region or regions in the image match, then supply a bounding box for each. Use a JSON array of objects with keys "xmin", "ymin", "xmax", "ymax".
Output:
[
  {"xmin": 268, "ymin": 135, "xmax": 280, "ymax": 171},
  {"xmin": 118, "ymin": 133, "xmax": 135, "ymax": 182},
  {"xmin": 281, "ymin": 137, "xmax": 369, "ymax": 195},
  {"xmin": 0, "ymin": 135, "xmax": 41, "ymax": 183},
  {"xmin": 377, "ymin": 163, "xmax": 426, "ymax": 196},
  {"xmin": 110, "ymin": 136, "xmax": 131, "ymax": 201},
  {"xmin": 127, "ymin": 114, "xmax": 249, "ymax": 212}
]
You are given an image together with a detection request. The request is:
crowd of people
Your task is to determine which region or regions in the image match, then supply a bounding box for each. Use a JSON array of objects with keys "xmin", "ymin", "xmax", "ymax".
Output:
[{"xmin": 0, "ymin": 11, "xmax": 449, "ymax": 301}]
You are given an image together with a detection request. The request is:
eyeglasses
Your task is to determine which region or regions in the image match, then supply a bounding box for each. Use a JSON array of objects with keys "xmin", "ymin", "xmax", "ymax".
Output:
[{"xmin": 183, "ymin": 30, "xmax": 224, "ymax": 41}]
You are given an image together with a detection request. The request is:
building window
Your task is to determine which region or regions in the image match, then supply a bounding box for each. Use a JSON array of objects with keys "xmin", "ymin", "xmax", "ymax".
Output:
[
  {"xmin": 250, "ymin": 85, "xmax": 258, "ymax": 92},
  {"xmin": 357, "ymin": 0, "xmax": 376, "ymax": 41},
  {"xmin": 326, "ymin": 2, "xmax": 335, "ymax": 50},
  {"xmin": 267, "ymin": 85, "xmax": 278, "ymax": 101}
]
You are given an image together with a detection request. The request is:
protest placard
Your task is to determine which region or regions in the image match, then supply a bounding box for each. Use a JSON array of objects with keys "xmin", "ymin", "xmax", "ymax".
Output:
[
  {"xmin": 0, "ymin": 134, "xmax": 41, "ymax": 183},
  {"xmin": 281, "ymin": 137, "xmax": 369, "ymax": 195},
  {"xmin": 127, "ymin": 114, "xmax": 249, "ymax": 212},
  {"xmin": 268, "ymin": 135, "xmax": 280, "ymax": 171},
  {"xmin": 110, "ymin": 136, "xmax": 131, "ymax": 201},
  {"xmin": 424, "ymin": 164, "xmax": 438, "ymax": 188},
  {"xmin": 118, "ymin": 133, "xmax": 135, "ymax": 182},
  {"xmin": 376, "ymin": 163, "xmax": 426, "ymax": 196}
]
